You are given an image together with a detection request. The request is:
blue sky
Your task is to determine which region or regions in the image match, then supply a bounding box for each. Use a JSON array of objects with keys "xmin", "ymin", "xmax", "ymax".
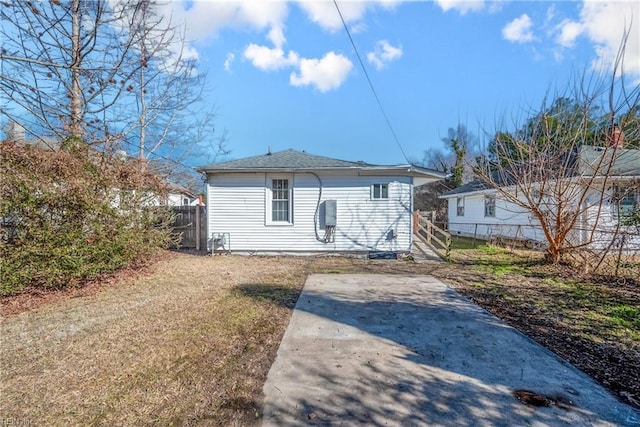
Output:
[{"xmin": 160, "ymin": 1, "xmax": 639, "ymax": 166}]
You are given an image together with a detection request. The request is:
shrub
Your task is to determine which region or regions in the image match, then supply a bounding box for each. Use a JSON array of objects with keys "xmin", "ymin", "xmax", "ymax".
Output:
[{"xmin": 0, "ymin": 142, "xmax": 175, "ymax": 295}]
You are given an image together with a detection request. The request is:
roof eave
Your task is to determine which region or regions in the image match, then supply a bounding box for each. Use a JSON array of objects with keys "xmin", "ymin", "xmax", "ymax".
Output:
[{"xmin": 199, "ymin": 165, "xmax": 445, "ymax": 179}]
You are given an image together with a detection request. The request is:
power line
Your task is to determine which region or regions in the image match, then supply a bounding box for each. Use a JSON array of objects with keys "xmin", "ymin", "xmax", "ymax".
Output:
[{"xmin": 333, "ymin": 0, "xmax": 410, "ymax": 164}]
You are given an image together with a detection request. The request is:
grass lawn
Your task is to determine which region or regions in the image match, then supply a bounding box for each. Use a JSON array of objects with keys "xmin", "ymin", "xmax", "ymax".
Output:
[{"xmin": 1, "ymin": 247, "xmax": 638, "ymax": 425}]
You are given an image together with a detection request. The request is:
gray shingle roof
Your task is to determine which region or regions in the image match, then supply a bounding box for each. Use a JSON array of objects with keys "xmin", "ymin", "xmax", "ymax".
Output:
[
  {"xmin": 198, "ymin": 149, "xmax": 370, "ymax": 171},
  {"xmin": 441, "ymin": 145, "xmax": 640, "ymax": 198},
  {"xmin": 578, "ymin": 146, "xmax": 640, "ymax": 176}
]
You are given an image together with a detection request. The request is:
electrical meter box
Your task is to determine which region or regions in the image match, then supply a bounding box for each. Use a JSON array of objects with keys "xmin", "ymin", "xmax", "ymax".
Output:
[{"xmin": 325, "ymin": 200, "xmax": 337, "ymax": 226}]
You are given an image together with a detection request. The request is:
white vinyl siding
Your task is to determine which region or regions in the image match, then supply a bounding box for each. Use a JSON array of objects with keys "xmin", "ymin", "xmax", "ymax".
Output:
[
  {"xmin": 207, "ymin": 172, "xmax": 413, "ymax": 252},
  {"xmin": 446, "ymin": 193, "xmax": 546, "ymax": 243},
  {"xmin": 444, "ymin": 184, "xmax": 640, "ymax": 252}
]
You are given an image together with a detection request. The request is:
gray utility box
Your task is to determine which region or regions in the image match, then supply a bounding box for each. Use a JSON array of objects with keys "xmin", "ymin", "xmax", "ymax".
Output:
[{"xmin": 325, "ymin": 200, "xmax": 337, "ymax": 226}]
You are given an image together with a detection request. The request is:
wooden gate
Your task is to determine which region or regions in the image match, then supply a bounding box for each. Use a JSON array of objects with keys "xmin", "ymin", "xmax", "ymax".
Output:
[{"xmin": 171, "ymin": 206, "xmax": 207, "ymax": 250}]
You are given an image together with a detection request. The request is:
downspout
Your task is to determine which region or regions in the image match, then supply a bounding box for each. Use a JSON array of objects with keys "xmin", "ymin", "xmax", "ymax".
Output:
[
  {"xmin": 310, "ymin": 172, "xmax": 325, "ymax": 242},
  {"xmin": 409, "ymin": 178, "xmax": 414, "ymax": 251}
]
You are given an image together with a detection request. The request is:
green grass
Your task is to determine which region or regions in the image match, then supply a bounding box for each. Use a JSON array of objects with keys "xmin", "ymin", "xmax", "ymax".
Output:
[
  {"xmin": 607, "ymin": 305, "xmax": 640, "ymax": 329},
  {"xmin": 449, "ymin": 235, "xmax": 489, "ymax": 250}
]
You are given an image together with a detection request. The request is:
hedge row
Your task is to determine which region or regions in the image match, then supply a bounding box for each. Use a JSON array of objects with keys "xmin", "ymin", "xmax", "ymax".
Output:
[{"xmin": 0, "ymin": 142, "xmax": 174, "ymax": 295}]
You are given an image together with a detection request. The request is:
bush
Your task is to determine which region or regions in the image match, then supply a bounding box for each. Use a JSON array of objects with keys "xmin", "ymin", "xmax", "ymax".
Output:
[{"xmin": 0, "ymin": 142, "xmax": 175, "ymax": 295}]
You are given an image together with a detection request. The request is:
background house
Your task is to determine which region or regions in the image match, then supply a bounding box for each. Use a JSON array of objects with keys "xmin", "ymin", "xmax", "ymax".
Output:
[
  {"xmin": 440, "ymin": 145, "xmax": 640, "ymax": 251},
  {"xmin": 164, "ymin": 185, "xmax": 200, "ymax": 207},
  {"xmin": 197, "ymin": 149, "xmax": 444, "ymax": 254}
]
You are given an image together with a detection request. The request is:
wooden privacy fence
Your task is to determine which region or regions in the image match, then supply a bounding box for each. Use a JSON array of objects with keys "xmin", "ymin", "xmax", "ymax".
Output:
[
  {"xmin": 414, "ymin": 210, "xmax": 451, "ymax": 261},
  {"xmin": 171, "ymin": 206, "xmax": 207, "ymax": 250}
]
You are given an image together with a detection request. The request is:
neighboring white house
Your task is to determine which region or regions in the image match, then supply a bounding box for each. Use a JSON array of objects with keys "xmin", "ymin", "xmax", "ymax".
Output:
[
  {"xmin": 197, "ymin": 149, "xmax": 444, "ymax": 254},
  {"xmin": 165, "ymin": 185, "xmax": 200, "ymax": 207},
  {"xmin": 440, "ymin": 145, "xmax": 640, "ymax": 251}
]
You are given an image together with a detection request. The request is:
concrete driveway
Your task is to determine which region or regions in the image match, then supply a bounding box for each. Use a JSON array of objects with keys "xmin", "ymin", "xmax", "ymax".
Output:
[{"xmin": 262, "ymin": 274, "xmax": 640, "ymax": 426}]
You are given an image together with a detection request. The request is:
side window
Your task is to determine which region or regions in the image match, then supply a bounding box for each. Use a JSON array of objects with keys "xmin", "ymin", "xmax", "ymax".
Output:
[
  {"xmin": 456, "ymin": 197, "xmax": 465, "ymax": 216},
  {"xmin": 613, "ymin": 186, "xmax": 638, "ymax": 220},
  {"xmin": 372, "ymin": 183, "xmax": 389, "ymax": 200},
  {"xmin": 484, "ymin": 195, "xmax": 496, "ymax": 217},
  {"xmin": 271, "ymin": 179, "xmax": 290, "ymax": 222}
]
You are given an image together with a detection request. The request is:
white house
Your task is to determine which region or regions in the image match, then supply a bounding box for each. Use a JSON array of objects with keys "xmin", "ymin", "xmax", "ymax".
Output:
[
  {"xmin": 440, "ymin": 145, "xmax": 640, "ymax": 251},
  {"xmin": 165, "ymin": 185, "xmax": 200, "ymax": 207},
  {"xmin": 197, "ymin": 149, "xmax": 444, "ymax": 254}
]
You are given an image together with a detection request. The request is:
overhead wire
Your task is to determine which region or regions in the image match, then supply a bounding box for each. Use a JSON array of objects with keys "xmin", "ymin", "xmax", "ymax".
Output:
[{"xmin": 332, "ymin": 0, "xmax": 410, "ymax": 164}]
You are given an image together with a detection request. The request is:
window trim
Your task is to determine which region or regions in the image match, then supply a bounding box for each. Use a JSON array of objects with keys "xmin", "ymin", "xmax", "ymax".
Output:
[
  {"xmin": 371, "ymin": 183, "xmax": 389, "ymax": 200},
  {"xmin": 613, "ymin": 185, "xmax": 639, "ymax": 221},
  {"xmin": 456, "ymin": 197, "xmax": 465, "ymax": 216},
  {"xmin": 266, "ymin": 175, "xmax": 294, "ymax": 226},
  {"xmin": 484, "ymin": 195, "xmax": 496, "ymax": 217}
]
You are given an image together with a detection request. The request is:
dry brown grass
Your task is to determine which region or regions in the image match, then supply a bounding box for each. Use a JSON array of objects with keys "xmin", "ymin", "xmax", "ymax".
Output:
[
  {"xmin": 1, "ymin": 249, "xmax": 638, "ymax": 426},
  {"xmin": 1, "ymin": 252, "xmax": 311, "ymax": 426}
]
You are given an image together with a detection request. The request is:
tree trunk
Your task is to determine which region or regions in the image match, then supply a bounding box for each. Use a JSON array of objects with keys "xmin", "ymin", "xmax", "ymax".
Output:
[{"xmin": 69, "ymin": 0, "xmax": 83, "ymax": 139}]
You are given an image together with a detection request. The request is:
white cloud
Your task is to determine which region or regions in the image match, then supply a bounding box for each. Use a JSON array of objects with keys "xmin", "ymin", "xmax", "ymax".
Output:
[
  {"xmin": 244, "ymin": 44, "xmax": 300, "ymax": 71},
  {"xmin": 556, "ymin": 19, "xmax": 583, "ymax": 48},
  {"xmin": 290, "ymin": 52, "xmax": 353, "ymax": 92},
  {"xmin": 502, "ymin": 14, "xmax": 535, "ymax": 44},
  {"xmin": 224, "ymin": 53, "xmax": 235, "ymax": 72},
  {"xmin": 367, "ymin": 40, "xmax": 403, "ymax": 70},
  {"xmin": 157, "ymin": 1, "xmax": 289, "ymax": 41},
  {"xmin": 578, "ymin": 1, "xmax": 640, "ymax": 76},
  {"xmin": 434, "ymin": 0, "xmax": 485, "ymax": 15},
  {"xmin": 295, "ymin": 1, "xmax": 397, "ymax": 32},
  {"xmin": 267, "ymin": 26, "xmax": 286, "ymax": 49}
]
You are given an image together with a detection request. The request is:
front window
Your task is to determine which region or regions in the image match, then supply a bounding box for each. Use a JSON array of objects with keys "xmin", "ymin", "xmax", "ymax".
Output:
[
  {"xmin": 372, "ymin": 183, "xmax": 389, "ymax": 200},
  {"xmin": 457, "ymin": 197, "xmax": 465, "ymax": 216},
  {"xmin": 613, "ymin": 186, "xmax": 639, "ymax": 221},
  {"xmin": 484, "ymin": 195, "xmax": 496, "ymax": 217},
  {"xmin": 271, "ymin": 179, "xmax": 290, "ymax": 222}
]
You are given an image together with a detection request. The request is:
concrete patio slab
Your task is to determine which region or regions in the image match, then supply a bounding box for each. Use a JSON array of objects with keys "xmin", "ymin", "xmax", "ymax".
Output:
[{"xmin": 262, "ymin": 274, "xmax": 640, "ymax": 426}]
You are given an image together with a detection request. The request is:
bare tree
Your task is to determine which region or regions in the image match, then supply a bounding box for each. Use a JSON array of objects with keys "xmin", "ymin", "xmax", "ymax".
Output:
[
  {"xmin": 475, "ymin": 34, "xmax": 640, "ymax": 265},
  {"xmin": 119, "ymin": 0, "xmax": 224, "ymax": 165},
  {"xmin": 0, "ymin": 0, "xmax": 146, "ymax": 147},
  {"xmin": 1, "ymin": 0, "xmax": 227, "ymax": 173}
]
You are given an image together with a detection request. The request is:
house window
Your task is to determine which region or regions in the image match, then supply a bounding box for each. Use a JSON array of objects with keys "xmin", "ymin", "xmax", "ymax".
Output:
[
  {"xmin": 372, "ymin": 183, "xmax": 389, "ymax": 200},
  {"xmin": 484, "ymin": 195, "xmax": 496, "ymax": 217},
  {"xmin": 613, "ymin": 186, "xmax": 639, "ymax": 220},
  {"xmin": 183, "ymin": 197, "xmax": 190, "ymax": 206},
  {"xmin": 271, "ymin": 179, "xmax": 291, "ymax": 222},
  {"xmin": 456, "ymin": 197, "xmax": 465, "ymax": 216}
]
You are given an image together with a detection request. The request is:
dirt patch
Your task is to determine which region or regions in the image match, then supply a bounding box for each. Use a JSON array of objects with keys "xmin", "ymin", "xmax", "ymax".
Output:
[{"xmin": 426, "ymin": 249, "xmax": 640, "ymax": 410}]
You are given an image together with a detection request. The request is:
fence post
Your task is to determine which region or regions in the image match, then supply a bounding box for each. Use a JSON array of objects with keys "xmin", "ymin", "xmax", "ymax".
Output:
[
  {"xmin": 473, "ymin": 224, "xmax": 478, "ymax": 247},
  {"xmin": 195, "ymin": 199, "xmax": 201, "ymax": 251}
]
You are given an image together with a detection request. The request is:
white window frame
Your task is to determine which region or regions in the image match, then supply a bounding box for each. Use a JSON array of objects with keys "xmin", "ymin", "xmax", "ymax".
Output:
[
  {"xmin": 484, "ymin": 195, "xmax": 496, "ymax": 217},
  {"xmin": 266, "ymin": 175, "xmax": 293, "ymax": 226},
  {"xmin": 371, "ymin": 183, "xmax": 389, "ymax": 200},
  {"xmin": 613, "ymin": 185, "xmax": 639, "ymax": 221},
  {"xmin": 456, "ymin": 197, "xmax": 465, "ymax": 216}
]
